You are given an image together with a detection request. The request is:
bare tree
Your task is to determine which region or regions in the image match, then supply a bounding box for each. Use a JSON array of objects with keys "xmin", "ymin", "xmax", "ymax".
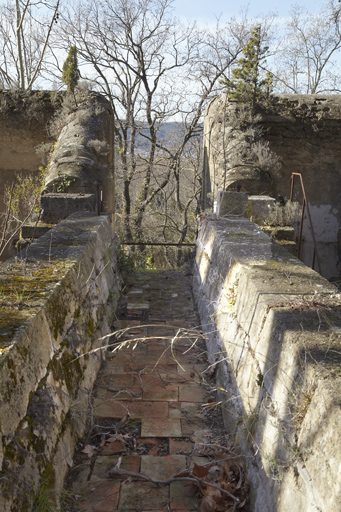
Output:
[
  {"xmin": 0, "ymin": 171, "xmax": 45, "ymax": 259},
  {"xmin": 273, "ymin": 1, "xmax": 341, "ymax": 93},
  {"xmin": 0, "ymin": 0, "xmax": 60, "ymax": 89},
  {"xmin": 54, "ymin": 0, "xmax": 248, "ymax": 263}
]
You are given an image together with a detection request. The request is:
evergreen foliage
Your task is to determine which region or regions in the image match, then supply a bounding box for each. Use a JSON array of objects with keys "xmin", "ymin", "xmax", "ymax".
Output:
[
  {"xmin": 222, "ymin": 26, "xmax": 273, "ymax": 113},
  {"xmin": 62, "ymin": 45, "xmax": 80, "ymax": 94}
]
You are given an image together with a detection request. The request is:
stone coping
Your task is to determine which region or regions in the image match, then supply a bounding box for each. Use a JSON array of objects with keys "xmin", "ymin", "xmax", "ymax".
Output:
[{"xmin": 194, "ymin": 216, "xmax": 341, "ymax": 512}]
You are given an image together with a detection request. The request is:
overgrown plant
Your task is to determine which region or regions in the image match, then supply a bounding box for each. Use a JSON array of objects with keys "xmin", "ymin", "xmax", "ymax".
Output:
[
  {"xmin": 222, "ymin": 25, "xmax": 274, "ymax": 116},
  {"xmin": 266, "ymin": 200, "xmax": 300, "ymax": 227},
  {"xmin": 62, "ymin": 45, "xmax": 80, "ymax": 106},
  {"xmin": 218, "ymin": 27, "xmax": 281, "ymax": 192},
  {"xmin": 32, "ymin": 482, "xmax": 75, "ymax": 512},
  {"xmin": 0, "ymin": 168, "xmax": 47, "ymax": 259},
  {"xmin": 56, "ymin": 172, "xmax": 76, "ymax": 193}
]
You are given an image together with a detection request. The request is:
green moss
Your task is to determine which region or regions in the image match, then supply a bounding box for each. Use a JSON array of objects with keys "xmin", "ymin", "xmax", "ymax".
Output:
[
  {"xmin": 86, "ymin": 318, "xmax": 96, "ymax": 337},
  {"xmin": 25, "ymin": 415, "xmax": 33, "ymax": 426},
  {"xmin": 48, "ymin": 348, "xmax": 83, "ymax": 395},
  {"xmin": 45, "ymin": 283, "xmax": 73, "ymax": 340},
  {"xmin": 7, "ymin": 357, "xmax": 18, "ymax": 385},
  {"xmin": 73, "ymin": 306, "xmax": 81, "ymax": 319},
  {"xmin": 2, "ymin": 438, "xmax": 26, "ymax": 468},
  {"xmin": 0, "ymin": 259, "xmax": 72, "ymax": 350},
  {"xmin": 102, "ymin": 246, "xmax": 113, "ymax": 267},
  {"xmin": 17, "ymin": 343, "xmax": 29, "ymax": 358}
]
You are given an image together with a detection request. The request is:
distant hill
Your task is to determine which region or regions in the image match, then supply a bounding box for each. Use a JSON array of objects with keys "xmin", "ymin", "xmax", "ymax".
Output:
[{"xmin": 124, "ymin": 122, "xmax": 203, "ymax": 151}]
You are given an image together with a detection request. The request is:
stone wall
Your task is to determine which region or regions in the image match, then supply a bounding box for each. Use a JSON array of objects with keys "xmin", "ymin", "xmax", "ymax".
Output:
[
  {"xmin": 0, "ymin": 91, "xmax": 56, "ymax": 216},
  {"xmin": 0, "ymin": 212, "xmax": 122, "ymax": 512},
  {"xmin": 43, "ymin": 92, "xmax": 115, "ymax": 218},
  {"xmin": 0, "ymin": 91, "xmax": 115, "ymax": 261},
  {"xmin": 193, "ymin": 215, "xmax": 341, "ymax": 512},
  {"xmin": 203, "ymin": 94, "xmax": 341, "ymax": 278}
]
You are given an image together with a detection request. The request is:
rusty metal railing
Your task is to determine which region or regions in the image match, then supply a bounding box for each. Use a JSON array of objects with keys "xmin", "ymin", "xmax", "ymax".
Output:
[{"xmin": 290, "ymin": 172, "xmax": 321, "ymax": 274}]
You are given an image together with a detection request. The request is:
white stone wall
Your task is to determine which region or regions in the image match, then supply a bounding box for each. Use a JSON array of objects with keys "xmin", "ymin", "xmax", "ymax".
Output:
[{"xmin": 194, "ymin": 217, "xmax": 341, "ymax": 512}]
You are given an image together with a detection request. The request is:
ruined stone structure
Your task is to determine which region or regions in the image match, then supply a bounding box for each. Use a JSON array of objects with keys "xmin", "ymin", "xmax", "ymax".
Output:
[
  {"xmin": 194, "ymin": 210, "xmax": 341, "ymax": 512},
  {"xmin": 43, "ymin": 92, "xmax": 115, "ymax": 220},
  {"xmin": 0, "ymin": 90, "xmax": 115, "ymax": 228},
  {"xmin": 0, "ymin": 91, "xmax": 117, "ymax": 510},
  {"xmin": 0, "ymin": 213, "xmax": 121, "ymax": 511},
  {"xmin": 1, "ymin": 91, "xmax": 341, "ymax": 511},
  {"xmin": 203, "ymin": 94, "xmax": 341, "ymax": 278},
  {"xmin": 0, "ymin": 91, "xmax": 55, "ymax": 217}
]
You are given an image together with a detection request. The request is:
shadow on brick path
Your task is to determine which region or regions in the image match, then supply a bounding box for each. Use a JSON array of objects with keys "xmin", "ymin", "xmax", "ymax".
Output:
[{"xmin": 64, "ymin": 270, "xmax": 238, "ymax": 512}]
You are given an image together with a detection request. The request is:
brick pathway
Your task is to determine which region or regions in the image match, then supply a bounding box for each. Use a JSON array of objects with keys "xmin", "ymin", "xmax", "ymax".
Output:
[{"xmin": 67, "ymin": 270, "xmax": 223, "ymax": 512}]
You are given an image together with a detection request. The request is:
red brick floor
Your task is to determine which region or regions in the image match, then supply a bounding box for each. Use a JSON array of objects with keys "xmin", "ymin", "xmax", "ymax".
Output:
[{"xmin": 67, "ymin": 270, "xmax": 217, "ymax": 511}]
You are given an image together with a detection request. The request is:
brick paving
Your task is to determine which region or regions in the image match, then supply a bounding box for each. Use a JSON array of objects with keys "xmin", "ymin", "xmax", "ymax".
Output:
[{"xmin": 67, "ymin": 270, "xmax": 220, "ymax": 512}]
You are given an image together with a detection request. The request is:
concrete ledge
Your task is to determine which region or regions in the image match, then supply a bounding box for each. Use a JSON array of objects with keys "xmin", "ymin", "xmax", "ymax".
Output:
[
  {"xmin": 193, "ymin": 217, "xmax": 341, "ymax": 512},
  {"xmin": 40, "ymin": 193, "xmax": 96, "ymax": 223},
  {"xmin": 0, "ymin": 212, "xmax": 122, "ymax": 512},
  {"xmin": 21, "ymin": 223, "xmax": 54, "ymax": 239}
]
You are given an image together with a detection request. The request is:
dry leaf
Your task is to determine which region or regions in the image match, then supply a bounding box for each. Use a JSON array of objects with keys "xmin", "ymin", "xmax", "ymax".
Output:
[
  {"xmin": 81, "ymin": 444, "xmax": 97, "ymax": 457},
  {"xmin": 207, "ymin": 465, "xmax": 223, "ymax": 482},
  {"xmin": 220, "ymin": 481, "xmax": 235, "ymax": 493},
  {"xmin": 198, "ymin": 495, "xmax": 217, "ymax": 512},
  {"xmin": 106, "ymin": 433, "xmax": 130, "ymax": 443},
  {"xmin": 174, "ymin": 469, "xmax": 191, "ymax": 478},
  {"xmin": 193, "ymin": 462, "xmax": 210, "ymax": 478},
  {"xmin": 204, "ymin": 485, "xmax": 223, "ymax": 503}
]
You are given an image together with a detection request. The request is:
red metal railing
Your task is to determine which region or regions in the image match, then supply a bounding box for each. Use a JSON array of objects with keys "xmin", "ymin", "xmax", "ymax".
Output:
[{"xmin": 290, "ymin": 172, "xmax": 321, "ymax": 274}]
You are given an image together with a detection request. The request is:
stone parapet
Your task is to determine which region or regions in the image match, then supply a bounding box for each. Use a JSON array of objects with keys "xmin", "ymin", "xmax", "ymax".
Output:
[
  {"xmin": 0, "ymin": 212, "xmax": 122, "ymax": 511},
  {"xmin": 193, "ymin": 217, "xmax": 341, "ymax": 512},
  {"xmin": 40, "ymin": 192, "xmax": 96, "ymax": 223},
  {"xmin": 203, "ymin": 94, "xmax": 341, "ymax": 278}
]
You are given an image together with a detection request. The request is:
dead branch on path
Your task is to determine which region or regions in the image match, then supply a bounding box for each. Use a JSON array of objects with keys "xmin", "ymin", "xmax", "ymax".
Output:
[{"xmin": 108, "ymin": 444, "xmax": 249, "ymax": 512}]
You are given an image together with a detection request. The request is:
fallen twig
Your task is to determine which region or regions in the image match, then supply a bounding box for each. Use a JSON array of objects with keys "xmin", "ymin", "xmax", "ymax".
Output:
[{"xmin": 107, "ymin": 467, "xmax": 240, "ymax": 504}]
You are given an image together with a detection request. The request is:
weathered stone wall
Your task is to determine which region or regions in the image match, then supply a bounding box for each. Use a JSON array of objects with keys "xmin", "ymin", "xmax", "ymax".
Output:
[
  {"xmin": 203, "ymin": 94, "xmax": 341, "ymax": 278},
  {"xmin": 0, "ymin": 212, "xmax": 122, "ymax": 512},
  {"xmin": 43, "ymin": 92, "xmax": 115, "ymax": 218},
  {"xmin": 0, "ymin": 91, "xmax": 115, "ymax": 261},
  {"xmin": 0, "ymin": 91, "xmax": 56, "ymax": 216},
  {"xmin": 193, "ymin": 216, "xmax": 341, "ymax": 512}
]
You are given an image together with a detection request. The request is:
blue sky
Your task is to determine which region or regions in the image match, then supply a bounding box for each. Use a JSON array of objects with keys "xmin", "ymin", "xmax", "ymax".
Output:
[{"xmin": 173, "ymin": 0, "xmax": 324, "ymax": 22}]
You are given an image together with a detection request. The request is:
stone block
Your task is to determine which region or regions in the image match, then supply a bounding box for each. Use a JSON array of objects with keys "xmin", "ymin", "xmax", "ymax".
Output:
[
  {"xmin": 248, "ymin": 195, "xmax": 276, "ymax": 224},
  {"xmin": 21, "ymin": 223, "xmax": 53, "ymax": 239},
  {"xmin": 40, "ymin": 193, "xmax": 96, "ymax": 223},
  {"xmin": 216, "ymin": 191, "xmax": 249, "ymax": 217}
]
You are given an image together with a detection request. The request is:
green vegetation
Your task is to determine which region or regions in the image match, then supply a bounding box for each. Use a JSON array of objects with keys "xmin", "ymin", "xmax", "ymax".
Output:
[
  {"xmin": 62, "ymin": 45, "xmax": 80, "ymax": 100},
  {"xmin": 5, "ymin": 168, "xmax": 47, "ymax": 220},
  {"xmin": 0, "ymin": 167, "xmax": 48, "ymax": 259},
  {"xmin": 56, "ymin": 172, "xmax": 76, "ymax": 193},
  {"xmin": 222, "ymin": 25, "xmax": 274, "ymax": 115},
  {"xmin": 32, "ymin": 482, "xmax": 75, "ymax": 512}
]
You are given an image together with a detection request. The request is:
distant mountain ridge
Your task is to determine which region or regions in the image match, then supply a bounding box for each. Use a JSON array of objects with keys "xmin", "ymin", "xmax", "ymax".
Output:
[{"xmin": 123, "ymin": 121, "xmax": 202, "ymax": 150}]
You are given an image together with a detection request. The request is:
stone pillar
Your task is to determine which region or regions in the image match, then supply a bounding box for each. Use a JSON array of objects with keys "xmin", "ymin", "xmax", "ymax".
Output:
[{"xmin": 216, "ymin": 191, "xmax": 249, "ymax": 217}]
